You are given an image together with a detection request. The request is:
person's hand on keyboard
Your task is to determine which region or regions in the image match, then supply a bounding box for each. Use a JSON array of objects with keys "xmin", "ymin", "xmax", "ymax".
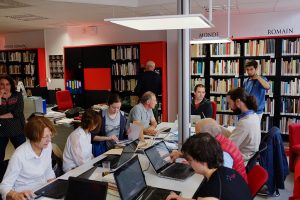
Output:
[
  {"xmin": 166, "ymin": 192, "xmax": 183, "ymax": 200},
  {"xmin": 109, "ymin": 135, "xmax": 119, "ymax": 142},
  {"xmin": 9, "ymin": 190, "xmax": 34, "ymax": 200},
  {"xmin": 144, "ymin": 127, "xmax": 158, "ymax": 136},
  {"xmin": 169, "ymin": 150, "xmax": 183, "ymax": 162}
]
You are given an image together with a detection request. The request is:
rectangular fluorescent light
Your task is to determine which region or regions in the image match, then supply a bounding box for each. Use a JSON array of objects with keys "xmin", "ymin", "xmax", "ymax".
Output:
[
  {"xmin": 190, "ymin": 37, "xmax": 232, "ymax": 44},
  {"xmin": 105, "ymin": 14, "xmax": 214, "ymax": 30}
]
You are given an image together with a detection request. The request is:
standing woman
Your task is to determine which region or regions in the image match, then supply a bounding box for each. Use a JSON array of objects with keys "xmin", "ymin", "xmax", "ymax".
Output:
[
  {"xmin": 0, "ymin": 75, "xmax": 26, "ymax": 161},
  {"xmin": 0, "ymin": 116, "xmax": 56, "ymax": 200},
  {"xmin": 63, "ymin": 109, "xmax": 101, "ymax": 172},
  {"xmin": 92, "ymin": 93, "xmax": 127, "ymax": 156}
]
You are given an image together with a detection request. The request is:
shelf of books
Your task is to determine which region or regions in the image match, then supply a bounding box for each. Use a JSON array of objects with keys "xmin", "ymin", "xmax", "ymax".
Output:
[
  {"xmin": 191, "ymin": 36, "xmax": 300, "ymax": 138},
  {"xmin": 0, "ymin": 48, "xmax": 46, "ymax": 96}
]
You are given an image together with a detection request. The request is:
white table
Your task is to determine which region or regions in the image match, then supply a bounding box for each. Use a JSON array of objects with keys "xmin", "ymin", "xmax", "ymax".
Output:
[{"xmin": 35, "ymin": 152, "xmax": 202, "ymax": 200}]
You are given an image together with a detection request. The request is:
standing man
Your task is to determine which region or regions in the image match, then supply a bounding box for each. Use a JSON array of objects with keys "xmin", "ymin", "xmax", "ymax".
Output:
[
  {"xmin": 191, "ymin": 84, "xmax": 213, "ymax": 118},
  {"xmin": 243, "ymin": 60, "xmax": 270, "ymax": 121},
  {"xmin": 126, "ymin": 91, "xmax": 158, "ymax": 136},
  {"xmin": 134, "ymin": 61, "xmax": 161, "ymax": 121}
]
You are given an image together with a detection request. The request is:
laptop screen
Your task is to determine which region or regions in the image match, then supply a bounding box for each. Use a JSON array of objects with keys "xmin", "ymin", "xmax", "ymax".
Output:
[
  {"xmin": 65, "ymin": 177, "xmax": 108, "ymax": 200},
  {"xmin": 114, "ymin": 156, "xmax": 147, "ymax": 200},
  {"xmin": 144, "ymin": 141, "xmax": 171, "ymax": 171},
  {"xmin": 117, "ymin": 139, "xmax": 139, "ymax": 166}
]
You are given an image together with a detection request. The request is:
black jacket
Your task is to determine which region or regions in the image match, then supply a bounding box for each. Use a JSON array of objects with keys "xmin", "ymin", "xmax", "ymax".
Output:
[
  {"xmin": 191, "ymin": 98, "xmax": 213, "ymax": 118},
  {"xmin": 134, "ymin": 71, "xmax": 161, "ymax": 97}
]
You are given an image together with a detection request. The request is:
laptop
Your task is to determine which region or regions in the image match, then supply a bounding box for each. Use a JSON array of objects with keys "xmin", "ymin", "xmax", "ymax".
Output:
[
  {"xmin": 93, "ymin": 139, "xmax": 139, "ymax": 170},
  {"xmin": 114, "ymin": 155, "xmax": 181, "ymax": 200},
  {"xmin": 76, "ymin": 166, "xmax": 98, "ymax": 179},
  {"xmin": 144, "ymin": 141, "xmax": 194, "ymax": 181},
  {"xmin": 34, "ymin": 179, "xmax": 68, "ymax": 199},
  {"xmin": 65, "ymin": 177, "xmax": 108, "ymax": 200}
]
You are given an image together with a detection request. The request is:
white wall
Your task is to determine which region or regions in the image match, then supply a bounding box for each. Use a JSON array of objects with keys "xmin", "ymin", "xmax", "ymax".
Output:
[
  {"xmin": 3, "ymin": 30, "xmax": 44, "ymax": 48},
  {"xmin": 0, "ymin": 35, "xmax": 4, "ymax": 49}
]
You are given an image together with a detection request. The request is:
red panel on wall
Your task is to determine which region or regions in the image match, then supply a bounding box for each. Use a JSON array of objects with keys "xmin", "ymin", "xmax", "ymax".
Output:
[
  {"xmin": 37, "ymin": 48, "xmax": 46, "ymax": 87},
  {"xmin": 140, "ymin": 42, "xmax": 167, "ymax": 68},
  {"xmin": 84, "ymin": 68, "xmax": 111, "ymax": 90}
]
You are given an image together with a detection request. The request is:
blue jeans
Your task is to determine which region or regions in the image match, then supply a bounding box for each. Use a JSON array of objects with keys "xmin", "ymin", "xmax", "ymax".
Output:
[{"xmin": 0, "ymin": 134, "xmax": 26, "ymax": 161}]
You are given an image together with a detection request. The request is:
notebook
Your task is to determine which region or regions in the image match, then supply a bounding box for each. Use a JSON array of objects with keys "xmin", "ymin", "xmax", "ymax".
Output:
[
  {"xmin": 114, "ymin": 155, "xmax": 181, "ymax": 200},
  {"xmin": 93, "ymin": 139, "xmax": 139, "ymax": 170},
  {"xmin": 64, "ymin": 177, "xmax": 108, "ymax": 200},
  {"xmin": 34, "ymin": 179, "xmax": 68, "ymax": 199},
  {"xmin": 144, "ymin": 141, "xmax": 194, "ymax": 181}
]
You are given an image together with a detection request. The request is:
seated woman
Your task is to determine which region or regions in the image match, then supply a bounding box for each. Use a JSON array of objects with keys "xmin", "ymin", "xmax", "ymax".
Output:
[
  {"xmin": 0, "ymin": 116, "xmax": 56, "ymax": 200},
  {"xmin": 166, "ymin": 133, "xmax": 252, "ymax": 200},
  {"xmin": 63, "ymin": 109, "xmax": 101, "ymax": 172},
  {"xmin": 191, "ymin": 84, "xmax": 213, "ymax": 118},
  {"xmin": 91, "ymin": 93, "xmax": 127, "ymax": 157}
]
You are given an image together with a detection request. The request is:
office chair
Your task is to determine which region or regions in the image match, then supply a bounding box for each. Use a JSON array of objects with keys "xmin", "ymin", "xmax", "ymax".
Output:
[
  {"xmin": 289, "ymin": 123, "xmax": 300, "ymax": 172},
  {"xmin": 247, "ymin": 165, "xmax": 268, "ymax": 198},
  {"xmin": 55, "ymin": 90, "xmax": 73, "ymax": 111},
  {"xmin": 210, "ymin": 101, "xmax": 217, "ymax": 120}
]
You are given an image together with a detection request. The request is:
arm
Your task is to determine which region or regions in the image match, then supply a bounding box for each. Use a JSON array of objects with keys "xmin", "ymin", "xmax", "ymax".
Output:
[
  {"xmin": 143, "ymin": 116, "xmax": 158, "ymax": 136},
  {"xmin": 68, "ymin": 134, "xmax": 88, "ymax": 166},
  {"xmin": 93, "ymin": 135, "xmax": 118, "ymax": 142},
  {"xmin": 254, "ymin": 75, "xmax": 270, "ymax": 90},
  {"xmin": 0, "ymin": 113, "xmax": 14, "ymax": 119}
]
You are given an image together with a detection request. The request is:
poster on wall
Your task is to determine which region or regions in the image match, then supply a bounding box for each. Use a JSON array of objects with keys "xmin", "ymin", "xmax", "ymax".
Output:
[{"xmin": 49, "ymin": 55, "xmax": 64, "ymax": 79}]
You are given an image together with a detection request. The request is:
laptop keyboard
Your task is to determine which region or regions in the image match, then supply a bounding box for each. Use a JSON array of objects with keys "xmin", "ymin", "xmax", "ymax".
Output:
[
  {"xmin": 94, "ymin": 155, "xmax": 120, "ymax": 167},
  {"xmin": 161, "ymin": 163, "xmax": 194, "ymax": 179},
  {"xmin": 141, "ymin": 187, "xmax": 171, "ymax": 200}
]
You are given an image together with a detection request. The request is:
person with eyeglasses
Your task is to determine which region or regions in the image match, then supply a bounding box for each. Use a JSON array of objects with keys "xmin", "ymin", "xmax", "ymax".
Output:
[
  {"xmin": 91, "ymin": 93, "xmax": 128, "ymax": 156},
  {"xmin": 63, "ymin": 109, "xmax": 101, "ymax": 172},
  {"xmin": 0, "ymin": 116, "xmax": 56, "ymax": 200}
]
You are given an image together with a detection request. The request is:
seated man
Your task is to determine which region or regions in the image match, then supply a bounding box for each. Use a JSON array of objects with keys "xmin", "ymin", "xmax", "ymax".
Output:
[
  {"xmin": 126, "ymin": 91, "xmax": 158, "ymax": 136},
  {"xmin": 191, "ymin": 84, "xmax": 213, "ymax": 118},
  {"xmin": 170, "ymin": 118, "xmax": 247, "ymax": 183}
]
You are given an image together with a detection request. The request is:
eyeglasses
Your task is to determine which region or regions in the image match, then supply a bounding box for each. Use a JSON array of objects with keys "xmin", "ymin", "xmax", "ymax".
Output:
[{"xmin": 41, "ymin": 135, "xmax": 54, "ymax": 140}]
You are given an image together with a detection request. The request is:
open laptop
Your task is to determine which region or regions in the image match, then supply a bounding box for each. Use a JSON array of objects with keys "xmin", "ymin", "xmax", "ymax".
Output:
[
  {"xmin": 65, "ymin": 177, "xmax": 108, "ymax": 200},
  {"xmin": 34, "ymin": 179, "xmax": 68, "ymax": 199},
  {"xmin": 93, "ymin": 139, "xmax": 139, "ymax": 170},
  {"xmin": 144, "ymin": 141, "xmax": 194, "ymax": 181},
  {"xmin": 114, "ymin": 155, "xmax": 181, "ymax": 200}
]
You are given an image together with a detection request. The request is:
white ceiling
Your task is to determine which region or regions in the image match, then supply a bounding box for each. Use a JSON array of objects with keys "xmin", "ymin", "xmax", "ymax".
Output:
[{"xmin": 0, "ymin": 0, "xmax": 300, "ymax": 34}]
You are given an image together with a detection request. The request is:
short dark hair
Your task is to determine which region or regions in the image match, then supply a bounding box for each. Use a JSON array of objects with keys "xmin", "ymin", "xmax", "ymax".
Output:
[
  {"xmin": 227, "ymin": 87, "xmax": 258, "ymax": 111},
  {"xmin": 0, "ymin": 74, "xmax": 16, "ymax": 93},
  {"xmin": 108, "ymin": 93, "xmax": 121, "ymax": 106},
  {"xmin": 140, "ymin": 91, "xmax": 155, "ymax": 104},
  {"xmin": 194, "ymin": 84, "xmax": 205, "ymax": 92},
  {"xmin": 25, "ymin": 116, "xmax": 56, "ymax": 142},
  {"xmin": 182, "ymin": 133, "xmax": 223, "ymax": 169},
  {"xmin": 81, "ymin": 109, "xmax": 101, "ymax": 130},
  {"xmin": 245, "ymin": 60, "xmax": 258, "ymax": 69}
]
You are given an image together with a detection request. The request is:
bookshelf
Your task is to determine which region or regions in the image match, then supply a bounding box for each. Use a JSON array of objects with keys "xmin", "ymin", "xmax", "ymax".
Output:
[
  {"xmin": 49, "ymin": 55, "xmax": 64, "ymax": 79},
  {"xmin": 0, "ymin": 48, "xmax": 46, "ymax": 96},
  {"xmin": 191, "ymin": 36, "xmax": 300, "ymax": 139},
  {"xmin": 64, "ymin": 41, "xmax": 168, "ymax": 122}
]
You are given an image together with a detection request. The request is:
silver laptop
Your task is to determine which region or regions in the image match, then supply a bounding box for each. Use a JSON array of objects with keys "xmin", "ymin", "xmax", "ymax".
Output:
[
  {"xmin": 114, "ymin": 156, "xmax": 181, "ymax": 200},
  {"xmin": 144, "ymin": 141, "xmax": 194, "ymax": 181}
]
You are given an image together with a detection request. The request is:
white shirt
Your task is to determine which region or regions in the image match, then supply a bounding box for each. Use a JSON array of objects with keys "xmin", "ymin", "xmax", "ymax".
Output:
[
  {"xmin": 0, "ymin": 141, "xmax": 55, "ymax": 200},
  {"xmin": 63, "ymin": 127, "xmax": 93, "ymax": 172}
]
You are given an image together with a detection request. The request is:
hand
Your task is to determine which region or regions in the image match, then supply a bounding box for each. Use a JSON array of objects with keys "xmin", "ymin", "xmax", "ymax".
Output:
[
  {"xmin": 109, "ymin": 135, "xmax": 119, "ymax": 142},
  {"xmin": 169, "ymin": 150, "xmax": 183, "ymax": 162},
  {"xmin": 0, "ymin": 89, "xmax": 5, "ymax": 98},
  {"xmin": 252, "ymin": 73, "xmax": 259, "ymax": 80},
  {"xmin": 166, "ymin": 192, "xmax": 182, "ymax": 200},
  {"xmin": 11, "ymin": 190, "xmax": 34, "ymax": 200},
  {"xmin": 144, "ymin": 128, "xmax": 157, "ymax": 136}
]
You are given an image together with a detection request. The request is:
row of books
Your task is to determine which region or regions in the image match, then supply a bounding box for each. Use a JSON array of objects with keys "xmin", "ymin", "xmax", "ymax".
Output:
[
  {"xmin": 190, "ymin": 78, "xmax": 204, "ymax": 90},
  {"xmin": 49, "ymin": 60, "xmax": 63, "ymax": 68},
  {"xmin": 111, "ymin": 46, "xmax": 139, "ymax": 61},
  {"xmin": 113, "ymin": 79, "xmax": 137, "ymax": 92},
  {"xmin": 264, "ymin": 98, "xmax": 275, "ymax": 116},
  {"xmin": 210, "ymin": 41, "xmax": 241, "ymax": 56},
  {"xmin": 0, "ymin": 52, "xmax": 5, "ymax": 62},
  {"xmin": 66, "ymin": 80, "xmax": 83, "ymax": 94},
  {"xmin": 24, "ymin": 64, "xmax": 35, "ymax": 75},
  {"xmin": 266, "ymin": 81, "xmax": 274, "ymax": 96},
  {"xmin": 8, "ymin": 52, "xmax": 22, "ymax": 62},
  {"xmin": 210, "ymin": 60, "xmax": 239, "ymax": 75},
  {"xmin": 281, "ymin": 58, "xmax": 300, "ymax": 75},
  {"xmin": 282, "ymin": 38, "xmax": 300, "ymax": 55},
  {"xmin": 245, "ymin": 59, "xmax": 276, "ymax": 76},
  {"xmin": 261, "ymin": 116, "xmax": 273, "ymax": 133},
  {"xmin": 280, "ymin": 79, "xmax": 300, "ymax": 96},
  {"xmin": 22, "ymin": 51, "xmax": 36, "ymax": 63},
  {"xmin": 244, "ymin": 39, "xmax": 275, "ymax": 56},
  {"xmin": 0, "ymin": 64, "xmax": 7, "ymax": 74},
  {"xmin": 112, "ymin": 62, "xmax": 138, "ymax": 76},
  {"xmin": 24, "ymin": 77, "xmax": 35, "ymax": 88},
  {"xmin": 210, "ymin": 78, "xmax": 241, "ymax": 93},
  {"xmin": 191, "ymin": 44, "xmax": 206, "ymax": 57},
  {"xmin": 191, "ymin": 60, "xmax": 205, "ymax": 75},
  {"xmin": 280, "ymin": 117, "xmax": 300, "ymax": 134},
  {"xmin": 280, "ymin": 97, "xmax": 300, "ymax": 115},
  {"xmin": 122, "ymin": 95, "xmax": 139, "ymax": 107},
  {"xmin": 210, "ymin": 96, "xmax": 231, "ymax": 112},
  {"xmin": 215, "ymin": 114, "xmax": 238, "ymax": 126},
  {"xmin": 8, "ymin": 65, "xmax": 21, "ymax": 74}
]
